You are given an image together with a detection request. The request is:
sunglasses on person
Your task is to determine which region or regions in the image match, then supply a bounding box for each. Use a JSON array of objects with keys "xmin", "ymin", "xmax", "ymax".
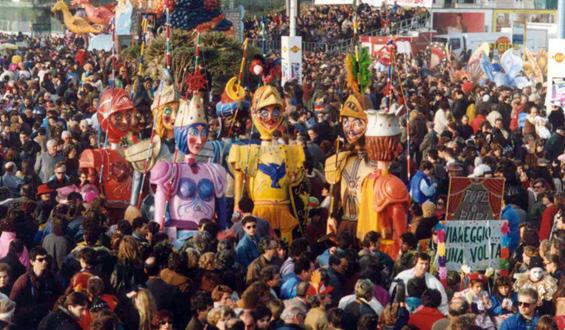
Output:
[
  {"xmin": 34, "ymin": 257, "xmax": 48, "ymax": 263},
  {"xmin": 245, "ymin": 225, "xmax": 256, "ymax": 230},
  {"xmin": 159, "ymin": 320, "xmax": 173, "ymax": 325},
  {"xmin": 518, "ymin": 301, "xmax": 533, "ymax": 308}
]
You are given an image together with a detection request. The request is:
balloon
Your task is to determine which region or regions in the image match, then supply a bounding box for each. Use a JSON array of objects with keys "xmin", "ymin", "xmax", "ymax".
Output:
[
  {"xmin": 500, "ymin": 49, "xmax": 523, "ymax": 78},
  {"xmin": 253, "ymin": 65, "xmax": 263, "ymax": 76},
  {"xmin": 494, "ymin": 72, "xmax": 511, "ymax": 87},
  {"xmin": 480, "ymin": 53, "xmax": 495, "ymax": 81},
  {"xmin": 514, "ymin": 76, "xmax": 532, "ymax": 89},
  {"xmin": 491, "ymin": 63, "xmax": 503, "ymax": 72}
]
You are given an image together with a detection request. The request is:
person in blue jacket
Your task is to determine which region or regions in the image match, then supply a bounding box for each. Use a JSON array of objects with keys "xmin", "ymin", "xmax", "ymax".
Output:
[
  {"xmin": 502, "ymin": 196, "xmax": 521, "ymax": 253},
  {"xmin": 488, "ymin": 276, "xmax": 517, "ymax": 316},
  {"xmin": 409, "ymin": 161, "xmax": 437, "ymax": 204},
  {"xmin": 235, "ymin": 216, "xmax": 260, "ymax": 269},
  {"xmin": 499, "ymin": 288, "xmax": 540, "ymax": 330}
]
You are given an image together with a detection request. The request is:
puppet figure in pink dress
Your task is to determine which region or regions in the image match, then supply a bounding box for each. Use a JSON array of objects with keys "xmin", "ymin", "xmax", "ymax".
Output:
[{"xmin": 151, "ymin": 93, "xmax": 227, "ymax": 248}]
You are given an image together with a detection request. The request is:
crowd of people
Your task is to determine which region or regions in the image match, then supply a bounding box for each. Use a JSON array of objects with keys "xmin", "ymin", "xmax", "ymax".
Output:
[
  {"xmin": 244, "ymin": 4, "xmax": 428, "ymax": 43},
  {"xmin": 0, "ymin": 2, "xmax": 562, "ymax": 330}
]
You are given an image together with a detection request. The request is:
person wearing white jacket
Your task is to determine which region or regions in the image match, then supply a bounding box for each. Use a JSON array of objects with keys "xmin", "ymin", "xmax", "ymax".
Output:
[
  {"xmin": 433, "ymin": 106, "xmax": 450, "ymax": 135},
  {"xmin": 389, "ymin": 252, "xmax": 449, "ymax": 315}
]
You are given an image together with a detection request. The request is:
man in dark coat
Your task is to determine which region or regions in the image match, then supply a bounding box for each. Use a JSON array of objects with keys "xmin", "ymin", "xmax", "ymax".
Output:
[
  {"xmin": 38, "ymin": 291, "xmax": 88, "ymax": 330},
  {"xmin": 10, "ymin": 247, "xmax": 63, "ymax": 329},
  {"xmin": 544, "ymin": 126, "xmax": 565, "ymax": 161},
  {"xmin": 451, "ymin": 89, "xmax": 469, "ymax": 122}
]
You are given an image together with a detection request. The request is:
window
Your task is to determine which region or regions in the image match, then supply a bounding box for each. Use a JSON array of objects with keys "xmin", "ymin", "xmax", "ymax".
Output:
[{"xmin": 450, "ymin": 38, "xmax": 461, "ymax": 50}]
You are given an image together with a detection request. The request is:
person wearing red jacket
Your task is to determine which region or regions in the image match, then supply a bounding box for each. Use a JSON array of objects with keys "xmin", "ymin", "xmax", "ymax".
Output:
[
  {"xmin": 407, "ymin": 289, "xmax": 445, "ymax": 329},
  {"xmin": 539, "ymin": 192, "xmax": 560, "ymax": 241}
]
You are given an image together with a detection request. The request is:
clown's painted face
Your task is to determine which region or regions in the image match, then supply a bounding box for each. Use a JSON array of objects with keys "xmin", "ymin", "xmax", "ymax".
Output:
[
  {"xmin": 110, "ymin": 109, "xmax": 134, "ymax": 135},
  {"xmin": 254, "ymin": 104, "xmax": 282, "ymax": 139},
  {"xmin": 162, "ymin": 104, "xmax": 177, "ymax": 130},
  {"xmin": 529, "ymin": 267, "xmax": 544, "ymax": 282},
  {"xmin": 342, "ymin": 116, "xmax": 367, "ymax": 144},
  {"xmin": 187, "ymin": 123, "xmax": 208, "ymax": 155}
]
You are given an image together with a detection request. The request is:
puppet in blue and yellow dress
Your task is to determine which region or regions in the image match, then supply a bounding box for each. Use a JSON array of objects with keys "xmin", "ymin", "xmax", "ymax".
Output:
[{"xmin": 228, "ymin": 85, "xmax": 305, "ymax": 241}]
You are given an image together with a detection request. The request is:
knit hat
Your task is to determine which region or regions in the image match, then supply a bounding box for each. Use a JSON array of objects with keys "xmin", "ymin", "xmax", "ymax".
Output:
[
  {"xmin": 422, "ymin": 201, "xmax": 436, "ymax": 218},
  {"xmin": 528, "ymin": 256, "xmax": 545, "ymax": 270}
]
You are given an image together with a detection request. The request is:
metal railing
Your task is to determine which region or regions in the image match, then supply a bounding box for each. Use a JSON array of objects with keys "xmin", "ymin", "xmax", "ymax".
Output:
[{"xmin": 250, "ymin": 12, "xmax": 431, "ymax": 55}]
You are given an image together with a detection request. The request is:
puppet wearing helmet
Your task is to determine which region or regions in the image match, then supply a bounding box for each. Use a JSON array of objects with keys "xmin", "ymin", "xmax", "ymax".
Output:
[
  {"xmin": 228, "ymin": 85, "xmax": 306, "ymax": 241},
  {"xmin": 79, "ymin": 88, "xmax": 136, "ymax": 218},
  {"xmin": 324, "ymin": 94, "xmax": 376, "ymax": 237},
  {"xmin": 97, "ymin": 88, "xmax": 136, "ymax": 146}
]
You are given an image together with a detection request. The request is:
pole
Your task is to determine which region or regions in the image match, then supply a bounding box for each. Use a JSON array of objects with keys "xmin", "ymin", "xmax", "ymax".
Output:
[
  {"xmin": 289, "ymin": 0, "xmax": 297, "ymax": 37},
  {"xmin": 559, "ymin": 0, "xmax": 565, "ymax": 39}
]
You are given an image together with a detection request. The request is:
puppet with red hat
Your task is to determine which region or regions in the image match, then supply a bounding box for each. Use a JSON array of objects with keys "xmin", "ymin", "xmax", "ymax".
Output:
[{"xmin": 79, "ymin": 88, "xmax": 137, "ymax": 217}]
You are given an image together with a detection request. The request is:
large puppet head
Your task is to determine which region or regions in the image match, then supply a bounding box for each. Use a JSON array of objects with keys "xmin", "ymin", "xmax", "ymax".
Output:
[
  {"xmin": 152, "ymin": 83, "xmax": 179, "ymax": 139},
  {"xmin": 365, "ymin": 104, "xmax": 403, "ymax": 163},
  {"xmin": 251, "ymin": 85, "xmax": 285, "ymax": 140},
  {"xmin": 340, "ymin": 94, "xmax": 367, "ymax": 145},
  {"xmin": 97, "ymin": 88, "xmax": 136, "ymax": 143},
  {"xmin": 174, "ymin": 94, "xmax": 208, "ymax": 156}
]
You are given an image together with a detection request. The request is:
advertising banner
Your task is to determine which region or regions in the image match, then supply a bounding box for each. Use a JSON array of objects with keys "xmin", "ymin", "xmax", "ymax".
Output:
[
  {"xmin": 512, "ymin": 21, "xmax": 526, "ymax": 52},
  {"xmin": 360, "ymin": 35, "xmax": 413, "ymax": 58},
  {"xmin": 281, "ymin": 36, "xmax": 303, "ymax": 86},
  {"xmin": 88, "ymin": 34, "xmax": 114, "ymax": 52},
  {"xmin": 546, "ymin": 39, "xmax": 565, "ymax": 107},
  {"xmin": 444, "ymin": 220, "xmax": 506, "ymax": 271},
  {"xmin": 386, "ymin": 0, "xmax": 432, "ymax": 7},
  {"xmin": 493, "ymin": 9, "xmax": 556, "ymax": 32},
  {"xmin": 433, "ymin": 12, "xmax": 485, "ymax": 34},
  {"xmin": 315, "ymin": 0, "xmax": 431, "ymax": 7},
  {"xmin": 446, "ymin": 177, "xmax": 505, "ymax": 220},
  {"xmin": 314, "ymin": 0, "xmax": 354, "ymax": 4}
]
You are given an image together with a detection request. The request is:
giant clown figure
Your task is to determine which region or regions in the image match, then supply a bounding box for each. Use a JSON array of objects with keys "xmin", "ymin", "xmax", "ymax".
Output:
[
  {"xmin": 79, "ymin": 88, "xmax": 136, "ymax": 214},
  {"xmin": 228, "ymin": 85, "xmax": 305, "ymax": 241},
  {"xmin": 325, "ymin": 94, "xmax": 375, "ymax": 237},
  {"xmin": 151, "ymin": 93, "xmax": 227, "ymax": 248},
  {"xmin": 357, "ymin": 105, "xmax": 411, "ymax": 259}
]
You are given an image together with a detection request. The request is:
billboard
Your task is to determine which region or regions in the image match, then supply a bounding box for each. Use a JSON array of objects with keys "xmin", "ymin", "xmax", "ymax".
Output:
[
  {"xmin": 314, "ymin": 0, "xmax": 431, "ymax": 6},
  {"xmin": 493, "ymin": 9, "xmax": 556, "ymax": 32},
  {"xmin": 433, "ymin": 12, "xmax": 485, "ymax": 34},
  {"xmin": 384, "ymin": 0, "xmax": 432, "ymax": 7},
  {"xmin": 314, "ymin": 0, "xmax": 354, "ymax": 4},
  {"xmin": 546, "ymin": 39, "xmax": 565, "ymax": 108},
  {"xmin": 360, "ymin": 36, "xmax": 413, "ymax": 58}
]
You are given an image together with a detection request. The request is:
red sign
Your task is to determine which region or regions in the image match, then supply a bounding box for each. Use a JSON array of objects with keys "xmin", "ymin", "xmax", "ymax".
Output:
[{"xmin": 446, "ymin": 177, "xmax": 505, "ymax": 220}]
